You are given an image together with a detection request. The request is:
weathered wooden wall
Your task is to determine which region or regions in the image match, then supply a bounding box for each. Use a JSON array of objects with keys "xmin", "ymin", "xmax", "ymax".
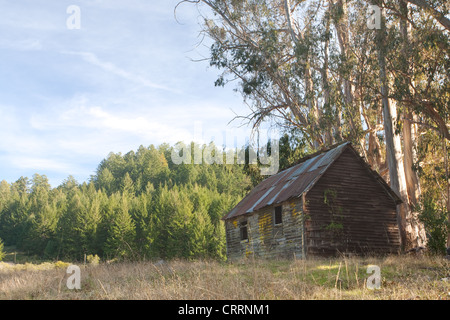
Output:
[
  {"xmin": 225, "ymin": 199, "xmax": 305, "ymax": 260},
  {"xmin": 304, "ymin": 148, "xmax": 401, "ymax": 256}
]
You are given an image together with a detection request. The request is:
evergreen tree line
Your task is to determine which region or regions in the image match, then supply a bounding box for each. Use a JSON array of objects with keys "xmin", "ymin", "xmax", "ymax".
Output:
[{"xmin": 0, "ymin": 142, "xmax": 260, "ymax": 261}]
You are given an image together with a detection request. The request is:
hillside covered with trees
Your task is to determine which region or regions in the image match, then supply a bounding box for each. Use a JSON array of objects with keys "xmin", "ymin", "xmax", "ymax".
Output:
[{"xmin": 0, "ymin": 142, "xmax": 262, "ymax": 261}]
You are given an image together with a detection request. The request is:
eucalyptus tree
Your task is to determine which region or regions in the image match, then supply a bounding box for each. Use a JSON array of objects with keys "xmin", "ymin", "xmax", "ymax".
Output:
[{"xmin": 183, "ymin": 0, "xmax": 450, "ymax": 249}]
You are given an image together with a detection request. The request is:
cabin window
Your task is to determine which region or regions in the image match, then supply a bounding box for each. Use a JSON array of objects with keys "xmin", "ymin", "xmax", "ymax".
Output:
[
  {"xmin": 274, "ymin": 206, "xmax": 283, "ymax": 225},
  {"xmin": 240, "ymin": 221, "xmax": 248, "ymax": 241}
]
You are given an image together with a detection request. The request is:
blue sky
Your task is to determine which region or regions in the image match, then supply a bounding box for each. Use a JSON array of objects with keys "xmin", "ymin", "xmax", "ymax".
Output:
[{"xmin": 0, "ymin": 0, "xmax": 268, "ymax": 187}]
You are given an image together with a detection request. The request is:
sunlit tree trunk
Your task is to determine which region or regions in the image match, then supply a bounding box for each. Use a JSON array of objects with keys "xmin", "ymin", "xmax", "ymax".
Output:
[
  {"xmin": 403, "ymin": 113, "xmax": 421, "ymax": 205},
  {"xmin": 284, "ymin": 0, "xmax": 322, "ymax": 149},
  {"xmin": 332, "ymin": 0, "xmax": 361, "ymax": 138},
  {"xmin": 400, "ymin": 1, "xmax": 421, "ymax": 206},
  {"xmin": 322, "ymin": 6, "xmax": 333, "ymax": 146},
  {"xmin": 375, "ymin": 3, "xmax": 408, "ymax": 250},
  {"xmin": 399, "ymin": 0, "xmax": 427, "ymax": 247},
  {"xmin": 375, "ymin": 2, "xmax": 429, "ymax": 250},
  {"xmin": 384, "ymin": 101, "xmax": 410, "ymax": 251}
]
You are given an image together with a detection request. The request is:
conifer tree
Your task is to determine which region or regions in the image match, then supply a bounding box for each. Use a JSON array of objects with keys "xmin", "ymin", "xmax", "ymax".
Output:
[
  {"xmin": 130, "ymin": 183, "xmax": 156, "ymax": 258},
  {"xmin": 103, "ymin": 193, "xmax": 136, "ymax": 260}
]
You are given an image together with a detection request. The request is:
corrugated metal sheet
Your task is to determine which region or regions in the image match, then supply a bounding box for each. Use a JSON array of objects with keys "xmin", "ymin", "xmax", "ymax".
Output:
[
  {"xmin": 223, "ymin": 142, "xmax": 402, "ymax": 221},
  {"xmin": 223, "ymin": 142, "xmax": 351, "ymax": 220}
]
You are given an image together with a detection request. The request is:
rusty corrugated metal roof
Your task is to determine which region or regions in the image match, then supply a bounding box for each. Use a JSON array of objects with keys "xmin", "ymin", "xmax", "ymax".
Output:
[{"xmin": 223, "ymin": 142, "xmax": 402, "ymax": 220}]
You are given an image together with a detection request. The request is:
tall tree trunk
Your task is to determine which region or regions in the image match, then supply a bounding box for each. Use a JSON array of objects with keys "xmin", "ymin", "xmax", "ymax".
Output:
[
  {"xmin": 363, "ymin": 109, "xmax": 382, "ymax": 169},
  {"xmin": 400, "ymin": 0, "xmax": 421, "ymax": 206},
  {"xmin": 332, "ymin": 0, "xmax": 362, "ymax": 140},
  {"xmin": 335, "ymin": 103, "xmax": 343, "ymax": 142},
  {"xmin": 306, "ymin": 62, "xmax": 321, "ymax": 149},
  {"xmin": 399, "ymin": 0, "xmax": 427, "ymax": 247},
  {"xmin": 375, "ymin": 103, "xmax": 384, "ymax": 170},
  {"xmin": 321, "ymin": 6, "xmax": 333, "ymax": 146},
  {"xmin": 402, "ymin": 113, "xmax": 427, "ymax": 248},
  {"xmin": 384, "ymin": 101, "xmax": 410, "ymax": 251},
  {"xmin": 376, "ymin": 2, "xmax": 429, "ymax": 250},
  {"xmin": 284, "ymin": 0, "xmax": 322, "ymax": 148},
  {"xmin": 403, "ymin": 114, "xmax": 421, "ymax": 205},
  {"xmin": 375, "ymin": 3, "xmax": 409, "ymax": 251}
]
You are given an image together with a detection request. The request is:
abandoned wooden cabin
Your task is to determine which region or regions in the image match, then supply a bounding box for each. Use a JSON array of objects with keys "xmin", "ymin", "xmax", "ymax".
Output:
[{"xmin": 222, "ymin": 142, "xmax": 402, "ymax": 260}]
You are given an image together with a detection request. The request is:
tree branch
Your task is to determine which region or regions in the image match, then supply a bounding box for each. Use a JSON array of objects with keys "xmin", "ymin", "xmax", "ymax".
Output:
[{"xmin": 405, "ymin": 0, "xmax": 450, "ymax": 32}]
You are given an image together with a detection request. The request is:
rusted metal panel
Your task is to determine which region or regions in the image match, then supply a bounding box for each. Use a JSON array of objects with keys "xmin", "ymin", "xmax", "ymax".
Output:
[
  {"xmin": 223, "ymin": 142, "xmax": 401, "ymax": 221},
  {"xmin": 223, "ymin": 142, "xmax": 351, "ymax": 220}
]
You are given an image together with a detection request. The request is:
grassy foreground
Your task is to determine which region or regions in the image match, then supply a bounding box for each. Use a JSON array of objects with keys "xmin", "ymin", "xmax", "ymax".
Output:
[{"xmin": 0, "ymin": 255, "xmax": 449, "ymax": 300}]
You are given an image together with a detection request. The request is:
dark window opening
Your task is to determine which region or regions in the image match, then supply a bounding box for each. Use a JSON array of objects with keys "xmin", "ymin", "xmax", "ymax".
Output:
[
  {"xmin": 274, "ymin": 206, "xmax": 283, "ymax": 225},
  {"xmin": 240, "ymin": 221, "xmax": 248, "ymax": 241}
]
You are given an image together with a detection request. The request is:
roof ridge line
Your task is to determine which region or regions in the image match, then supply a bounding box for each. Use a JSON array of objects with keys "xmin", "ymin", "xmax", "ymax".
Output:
[{"xmin": 286, "ymin": 141, "xmax": 351, "ymax": 169}]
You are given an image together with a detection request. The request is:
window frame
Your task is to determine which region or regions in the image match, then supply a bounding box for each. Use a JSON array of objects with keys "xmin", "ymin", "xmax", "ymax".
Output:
[
  {"xmin": 240, "ymin": 220, "xmax": 248, "ymax": 241},
  {"xmin": 274, "ymin": 205, "xmax": 283, "ymax": 225}
]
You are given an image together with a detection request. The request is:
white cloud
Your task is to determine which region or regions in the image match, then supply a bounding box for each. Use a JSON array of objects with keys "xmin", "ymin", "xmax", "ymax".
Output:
[
  {"xmin": 84, "ymin": 105, "xmax": 192, "ymax": 143},
  {"xmin": 61, "ymin": 51, "xmax": 176, "ymax": 92},
  {"xmin": 0, "ymin": 1, "xmax": 61, "ymax": 32},
  {"xmin": 0, "ymin": 38, "xmax": 43, "ymax": 51},
  {"xmin": 8, "ymin": 156, "xmax": 74, "ymax": 173},
  {"xmin": 28, "ymin": 102, "xmax": 193, "ymax": 156}
]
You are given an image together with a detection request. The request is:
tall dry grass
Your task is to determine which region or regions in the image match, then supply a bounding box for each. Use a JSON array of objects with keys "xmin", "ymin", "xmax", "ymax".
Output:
[{"xmin": 0, "ymin": 255, "xmax": 449, "ymax": 300}]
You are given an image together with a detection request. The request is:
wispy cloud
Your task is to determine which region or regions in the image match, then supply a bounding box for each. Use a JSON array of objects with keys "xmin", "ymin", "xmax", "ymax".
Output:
[
  {"xmin": 8, "ymin": 156, "xmax": 74, "ymax": 173},
  {"xmin": 61, "ymin": 51, "xmax": 176, "ymax": 92},
  {"xmin": 0, "ymin": 38, "xmax": 43, "ymax": 51},
  {"xmin": 29, "ymin": 101, "xmax": 192, "ymax": 154}
]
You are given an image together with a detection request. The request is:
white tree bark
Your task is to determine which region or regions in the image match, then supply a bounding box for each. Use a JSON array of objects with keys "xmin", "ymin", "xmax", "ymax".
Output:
[
  {"xmin": 376, "ymin": 2, "xmax": 427, "ymax": 250},
  {"xmin": 403, "ymin": 114, "xmax": 421, "ymax": 204},
  {"xmin": 376, "ymin": 3, "xmax": 407, "ymax": 250},
  {"xmin": 284, "ymin": 0, "xmax": 322, "ymax": 148},
  {"xmin": 399, "ymin": 0, "xmax": 426, "ymax": 247},
  {"xmin": 332, "ymin": 0, "xmax": 362, "ymax": 139},
  {"xmin": 321, "ymin": 7, "xmax": 333, "ymax": 146},
  {"xmin": 400, "ymin": 0, "xmax": 421, "ymax": 206}
]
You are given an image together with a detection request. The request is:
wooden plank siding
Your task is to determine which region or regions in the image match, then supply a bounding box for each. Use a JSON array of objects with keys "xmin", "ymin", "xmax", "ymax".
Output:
[
  {"xmin": 225, "ymin": 199, "xmax": 305, "ymax": 260},
  {"xmin": 304, "ymin": 148, "xmax": 401, "ymax": 256}
]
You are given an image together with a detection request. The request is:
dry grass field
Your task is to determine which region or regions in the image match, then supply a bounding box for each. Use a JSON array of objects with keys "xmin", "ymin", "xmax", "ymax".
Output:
[{"xmin": 0, "ymin": 255, "xmax": 449, "ymax": 300}]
